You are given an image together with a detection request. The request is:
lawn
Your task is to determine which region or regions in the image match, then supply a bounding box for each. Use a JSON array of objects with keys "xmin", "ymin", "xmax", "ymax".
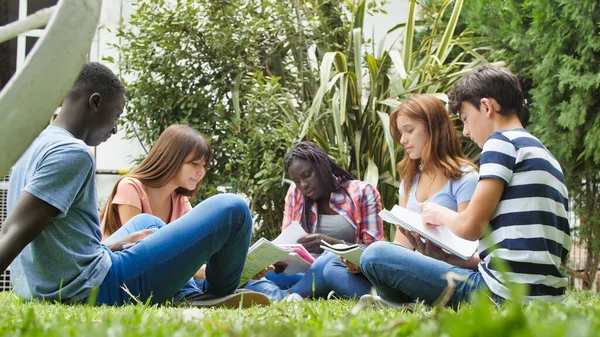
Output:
[{"xmin": 1, "ymin": 290, "xmax": 599, "ymax": 337}]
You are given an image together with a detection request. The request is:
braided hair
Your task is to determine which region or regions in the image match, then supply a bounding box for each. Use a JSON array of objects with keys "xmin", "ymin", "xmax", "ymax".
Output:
[{"xmin": 283, "ymin": 142, "xmax": 355, "ymax": 230}]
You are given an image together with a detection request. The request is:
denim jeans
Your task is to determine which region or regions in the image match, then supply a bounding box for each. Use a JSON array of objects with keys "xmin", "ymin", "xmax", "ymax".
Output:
[
  {"xmin": 95, "ymin": 194, "xmax": 252, "ymax": 305},
  {"xmin": 322, "ymin": 259, "xmax": 373, "ymax": 299},
  {"xmin": 244, "ymin": 251, "xmax": 339, "ymax": 300},
  {"xmin": 361, "ymin": 241, "xmax": 503, "ymax": 307},
  {"xmin": 194, "ymin": 269, "xmax": 304, "ymax": 293},
  {"xmin": 265, "ymin": 271, "xmax": 303, "ymax": 289}
]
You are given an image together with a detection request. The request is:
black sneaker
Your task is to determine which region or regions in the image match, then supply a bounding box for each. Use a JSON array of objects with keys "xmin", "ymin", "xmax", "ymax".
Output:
[{"xmin": 188, "ymin": 289, "xmax": 270, "ymax": 308}]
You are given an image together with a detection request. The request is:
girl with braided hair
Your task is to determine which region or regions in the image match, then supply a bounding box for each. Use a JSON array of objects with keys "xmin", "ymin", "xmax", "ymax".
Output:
[{"xmin": 245, "ymin": 141, "xmax": 384, "ymax": 300}]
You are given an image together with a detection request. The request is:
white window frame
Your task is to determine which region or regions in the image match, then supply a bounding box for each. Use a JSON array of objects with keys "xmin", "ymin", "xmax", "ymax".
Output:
[{"xmin": 15, "ymin": 0, "xmax": 56, "ymax": 69}]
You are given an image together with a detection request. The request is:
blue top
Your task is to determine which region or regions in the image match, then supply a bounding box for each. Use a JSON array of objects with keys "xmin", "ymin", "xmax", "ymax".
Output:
[
  {"xmin": 399, "ymin": 165, "xmax": 478, "ymax": 213},
  {"xmin": 477, "ymin": 128, "xmax": 571, "ymax": 301},
  {"xmin": 8, "ymin": 126, "xmax": 111, "ymax": 302}
]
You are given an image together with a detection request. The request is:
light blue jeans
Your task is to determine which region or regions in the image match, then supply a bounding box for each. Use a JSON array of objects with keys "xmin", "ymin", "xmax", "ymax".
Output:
[
  {"xmin": 95, "ymin": 194, "xmax": 252, "ymax": 305},
  {"xmin": 361, "ymin": 241, "xmax": 503, "ymax": 307}
]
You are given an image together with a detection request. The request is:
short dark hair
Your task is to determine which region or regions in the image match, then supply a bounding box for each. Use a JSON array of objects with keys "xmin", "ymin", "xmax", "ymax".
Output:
[
  {"xmin": 67, "ymin": 62, "xmax": 125, "ymax": 101},
  {"xmin": 448, "ymin": 64, "xmax": 523, "ymax": 116}
]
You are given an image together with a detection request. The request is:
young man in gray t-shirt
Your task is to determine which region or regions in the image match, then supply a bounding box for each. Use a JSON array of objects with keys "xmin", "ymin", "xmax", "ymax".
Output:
[{"xmin": 0, "ymin": 62, "xmax": 268, "ymax": 307}]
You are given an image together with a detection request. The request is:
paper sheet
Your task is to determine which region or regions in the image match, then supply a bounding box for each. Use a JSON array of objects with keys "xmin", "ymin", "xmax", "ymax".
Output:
[{"xmin": 272, "ymin": 221, "xmax": 307, "ymax": 245}]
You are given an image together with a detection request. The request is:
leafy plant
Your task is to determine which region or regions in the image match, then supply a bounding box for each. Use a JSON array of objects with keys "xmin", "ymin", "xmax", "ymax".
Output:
[
  {"xmin": 108, "ymin": 0, "xmax": 360, "ymax": 238},
  {"xmin": 110, "ymin": 0, "xmax": 488, "ymax": 239},
  {"xmin": 299, "ymin": 0, "xmax": 489, "ymax": 218}
]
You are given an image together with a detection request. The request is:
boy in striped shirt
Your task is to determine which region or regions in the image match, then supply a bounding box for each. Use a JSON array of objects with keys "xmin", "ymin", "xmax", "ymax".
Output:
[{"xmin": 420, "ymin": 64, "xmax": 571, "ymax": 301}]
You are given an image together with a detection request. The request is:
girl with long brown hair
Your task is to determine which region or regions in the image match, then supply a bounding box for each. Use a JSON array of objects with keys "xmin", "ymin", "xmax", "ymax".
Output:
[
  {"xmin": 100, "ymin": 124, "xmax": 271, "ymax": 301},
  {"xmin": 101, "ymin": 124, "xmax": 212, "ymax": 238}
]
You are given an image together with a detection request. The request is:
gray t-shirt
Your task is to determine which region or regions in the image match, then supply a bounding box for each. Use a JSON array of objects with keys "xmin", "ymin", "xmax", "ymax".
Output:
[
  {"xmin": 317, "ymin": 214, "xmax": 356, "ymax": 244},
  {"xmin": 8, "ymin": 126, "xmax": 111, "ymax": 302}
]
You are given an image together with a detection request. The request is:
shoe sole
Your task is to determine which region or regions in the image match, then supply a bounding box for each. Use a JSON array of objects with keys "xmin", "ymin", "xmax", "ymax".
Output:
[{"xmin": 191, "ymin": 292, "xmax": 270, "ymax": 308}]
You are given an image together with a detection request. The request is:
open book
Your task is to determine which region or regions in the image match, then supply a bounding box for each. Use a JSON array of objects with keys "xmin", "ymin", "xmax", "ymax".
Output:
[
  {"xmin": 379, "ymin": 205, "xmax": 478, "ymax": 260},
  {"xmin": 239, "ymin": 238, "xmax": 293, "ymax": 286},
  {"xmin": 319, "ymin": 240, "xmax": 365, "ymax": 265},
  {"xmin": 238, "ymin": 222, "xmax": 313, "ymax": 286}
]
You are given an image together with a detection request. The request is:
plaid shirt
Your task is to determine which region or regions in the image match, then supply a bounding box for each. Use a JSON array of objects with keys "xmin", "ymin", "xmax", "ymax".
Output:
[{"xmin": 282, "ymin": 180, "xmax": 384, "ymax": 245}]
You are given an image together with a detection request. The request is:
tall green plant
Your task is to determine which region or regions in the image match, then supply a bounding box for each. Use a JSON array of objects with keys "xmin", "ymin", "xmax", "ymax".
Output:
[
  {"xmin": 110, "ymin": 0, "xmax": 361, "ymax": 238},
  {"xmin": 299, "ymin": 0, "xmax": 488, "ymax": 214},
  {"xmin": 110, "ymin": 0, "xmax": 486, "ymax": 239}
]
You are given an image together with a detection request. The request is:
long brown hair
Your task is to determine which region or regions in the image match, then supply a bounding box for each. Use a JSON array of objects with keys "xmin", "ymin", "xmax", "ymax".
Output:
[
  {"xmin": 101, "ymin": 124, "xmax": 213, "ymax": 237},
  {"xmin": 390, "ymin": 95, "xmax": 477, "ymax": 197}
]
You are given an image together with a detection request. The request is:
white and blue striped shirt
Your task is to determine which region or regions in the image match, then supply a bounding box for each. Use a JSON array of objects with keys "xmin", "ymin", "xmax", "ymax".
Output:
[{"xmin": 477, "ymin": 128, "xmax": 571, "ymax": 301}]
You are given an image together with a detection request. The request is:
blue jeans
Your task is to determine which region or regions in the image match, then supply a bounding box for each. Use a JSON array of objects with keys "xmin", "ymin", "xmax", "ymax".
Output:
[
  {"xmin": 193, "ymin": 270, "xmax": 303, "ymax": 292},
  {"xmin": 265, "ymin": 271, "xmax": 303, "ymax": 288},
  {"xmin": 322, "ymin": 259, "xmax": 373, "ymax": 299},
  {"xmin": 361, "ymin": 241, "xmax": 502, "ymax": 307},
  {"xmin": 95, "ymin": 194, "xmax": 252, "ymax": 305},
  {"xmin": 244, "ymin": 251, "xmax": 339, "ymax": 300}
]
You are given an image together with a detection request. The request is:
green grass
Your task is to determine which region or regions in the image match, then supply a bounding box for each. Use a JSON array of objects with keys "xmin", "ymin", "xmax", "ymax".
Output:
[{"xmin": 1, "ymin": 290, "xmax": 599, "ymax": 336}]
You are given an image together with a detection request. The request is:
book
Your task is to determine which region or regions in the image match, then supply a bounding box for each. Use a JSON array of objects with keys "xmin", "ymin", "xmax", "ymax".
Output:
[
  {"xmin": 279, "ymin": 244, "xmax": 316, "ymax": 265},
  {"xmin": 238, "ymin": 238, "xmax": 293, "ymax": 287},
  {"xmin": 281, "ymin": 252, "xmax": 313, "ymax": 275},
  {"xmin": 238, "ymin": 222, "xmax": 314, "ymax": 286},
  {"xmin": 271, "ymin": 221, "xmax": 308, "ymax": 245},
  {"xmin": 379, "ymin": 205, "xmax": 478, "ymax": 260},
  {"xmin": 319, "ymin": 240, "xmax": 365, "ymax": 265}
]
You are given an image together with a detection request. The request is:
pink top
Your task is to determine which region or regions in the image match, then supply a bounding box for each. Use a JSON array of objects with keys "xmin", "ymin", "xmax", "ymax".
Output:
[{"xmin": 100, "ymin": 177, "xmax": 192, "ymax": 236}]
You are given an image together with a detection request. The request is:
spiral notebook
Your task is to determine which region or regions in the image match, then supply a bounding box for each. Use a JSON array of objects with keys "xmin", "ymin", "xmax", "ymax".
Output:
[{"xmin": 379, "ymin": 205, "xmax": 478, "ymax": 260}]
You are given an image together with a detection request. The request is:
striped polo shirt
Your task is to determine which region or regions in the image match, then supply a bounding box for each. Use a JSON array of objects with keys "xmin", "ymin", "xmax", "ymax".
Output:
[{"xmin": 477, "ymin": 128, "xmax": 571, "ymax": 301}]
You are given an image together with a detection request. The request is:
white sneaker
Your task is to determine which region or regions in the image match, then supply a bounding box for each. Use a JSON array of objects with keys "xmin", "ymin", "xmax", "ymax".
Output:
[
  {"xmin": 358, "ymin": 294, "xmax": 405, "ymax": 309},
  {"xmin": 326, "ymin": 290, "xmax": 339, "ymax": 300},
  {"xmin": 284, "ymin": 293, "xmax": 303, "ymax": 303},
  {"xmin": 189, "ymin": 290, "xmax": 270, "ymax": 308}
]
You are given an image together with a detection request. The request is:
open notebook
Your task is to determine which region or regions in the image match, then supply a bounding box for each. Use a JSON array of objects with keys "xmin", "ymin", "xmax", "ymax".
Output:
[
  {"xmin": 319, "ymin": 241, "xmax": 365, "ymax": 265},
  {"xmin": 379, "ymin": 205, "xmax": 478, "ymax": 260},
  {"xmin": 238, "ymin": 222, "xmax": 313, "ymax": 286}
]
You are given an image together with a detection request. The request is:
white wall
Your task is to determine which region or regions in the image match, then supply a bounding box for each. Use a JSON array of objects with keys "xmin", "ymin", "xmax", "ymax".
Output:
[
  {"xmin": 363, "ymin": 0, "xmax": 412, "ymax": 52},
  {"xmin": 91, "ymin": 0, "xmax": 144, "ymax": 201}
]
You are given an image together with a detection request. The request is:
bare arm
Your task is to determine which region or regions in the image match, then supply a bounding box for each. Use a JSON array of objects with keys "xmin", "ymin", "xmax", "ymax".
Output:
[
  {"xmin": 445, "ymin": 249, "xmax": 481, "ymax": 270},
  {"xmin": 393, "ymin": 193, "xmax": 413, "ymax": 248},
  {"xmin": 420, "ymin": 178, "xmax": 505, "ymax": 241},
  {"xmin": 401, "ymin": 201, "xmax": 481, "ymax": 270},
  {"xmin": 117, "ymin": 204, "xmax": 142, "ymax": 226},
  {"xmin": 0, "ymin": 192, "xmax": 59, "ymax": 272},
  {"xmin": 444, "ymin": 201, "xmax": 481, "ymax": 269}
]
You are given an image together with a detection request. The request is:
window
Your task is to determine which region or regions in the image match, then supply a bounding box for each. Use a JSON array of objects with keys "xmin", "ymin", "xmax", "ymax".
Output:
[{"xmin": 0, "ymin": 0, "xmax": 58, "ymax": 89}]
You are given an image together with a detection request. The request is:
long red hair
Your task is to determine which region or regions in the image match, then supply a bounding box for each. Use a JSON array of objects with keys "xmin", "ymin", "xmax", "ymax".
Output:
[{"xmin": 390, "ymin": 95, "xmax": 476, "ymax": 197}]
